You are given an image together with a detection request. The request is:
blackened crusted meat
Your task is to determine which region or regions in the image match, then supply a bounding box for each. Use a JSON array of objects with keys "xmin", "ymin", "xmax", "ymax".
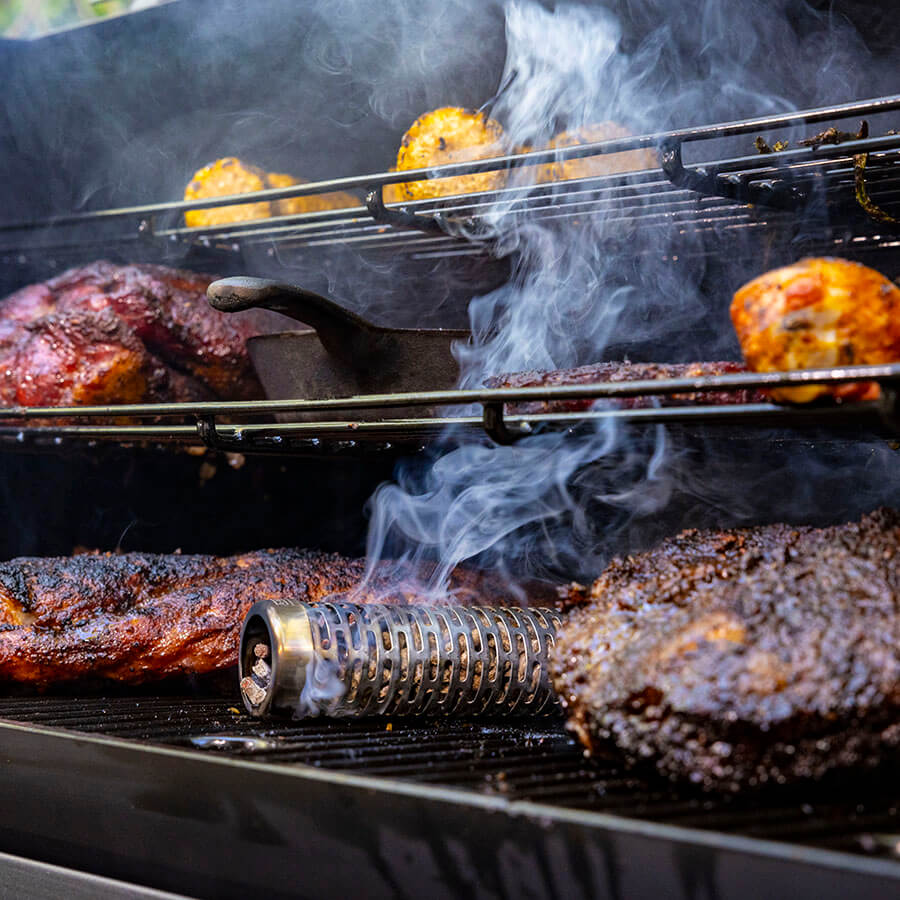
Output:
[
  {"xmin": 0, "ymin": 550, "xmax": 556, "ymax": 685},
  {"xmin": 485, "ymin": 361, "xmax": 766, "ymax": 414},
  {"xmin": 550, "ymin": 509, "xmax": 900, "ymax": 790},
  {"xmin": 0, "ymin": 261, "xmax": 267, "ymax": 403}
]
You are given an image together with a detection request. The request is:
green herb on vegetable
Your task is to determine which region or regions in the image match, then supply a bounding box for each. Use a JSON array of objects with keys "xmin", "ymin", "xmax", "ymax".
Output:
[
  {"xmin": 854, "ymin": 152, "xmax": 900, "ymax": 225},
  {"xmin": 800, "ymin": 120, "xmax": 868, "ymax": 149},
  {"xmin": 754, "ymin": 137, "xmax": 789, "ymax": 154}
]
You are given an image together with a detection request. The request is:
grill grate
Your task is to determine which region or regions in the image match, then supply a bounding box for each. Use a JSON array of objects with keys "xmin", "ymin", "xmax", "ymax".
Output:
[
  {"xmin": 1, "ymin": 695, "xmax": 898, "ymax": 863},
  {"xmin": 0, "ymin": 363, "xmax": 897, "ymax": 454},
  {"xmin": 2, "ymin": 95, "xmax": 900, "ymax": 266}
]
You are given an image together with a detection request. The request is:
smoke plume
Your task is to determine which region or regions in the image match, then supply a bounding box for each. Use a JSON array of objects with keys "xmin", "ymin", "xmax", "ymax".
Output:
[{"xmin": 364, "ymin": 0, "xmax": 900, "ymax": 588}]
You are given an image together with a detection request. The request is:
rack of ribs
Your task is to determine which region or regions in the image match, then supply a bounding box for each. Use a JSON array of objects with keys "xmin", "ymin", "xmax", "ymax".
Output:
[
  {"xmin": 0, "ymin": 549, "xmax": 557, "ymax": 685},
  {"xmin": 550, "ymin": 507, "xmax": 900, "ymax": 789},
  {"xmin": 485, "ymin": 360, "xmax": 767, "ymax": 414}
]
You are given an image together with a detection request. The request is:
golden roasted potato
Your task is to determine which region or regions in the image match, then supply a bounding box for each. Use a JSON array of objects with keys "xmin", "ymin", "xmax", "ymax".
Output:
[
  {"xmin": 731, "ymin": 257, "xmax": 900, "ymax": 402},
  {"xmin": 394, "ymin": 107, "xmax": 506, "ymax": 200},
  {"xmin": 266, "ymin": 172, "xmax": 359, "ymax": 216},
  {"xmin": 509, "ymin": 142, "xmax": 548, "ymax": 185},
  {"xmin": 184, "ymin": 158, "xmax": 271, "ymax": 227},
  {"xmin": 538, "ymin": 122, "xmax": 656, "ymax": 183}
]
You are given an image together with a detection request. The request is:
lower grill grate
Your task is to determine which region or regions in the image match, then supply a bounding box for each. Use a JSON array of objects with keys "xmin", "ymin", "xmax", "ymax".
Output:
[{"xmin": 1, "ymin": 695, "xmax": 898, "ymax": 864}]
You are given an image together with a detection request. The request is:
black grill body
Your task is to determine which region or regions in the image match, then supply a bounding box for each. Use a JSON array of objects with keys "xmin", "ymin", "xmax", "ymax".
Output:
[
  {"xmin": 1, "ymin": 697, "xmax": 899, "ymax": 899},
  {"xmin": 3, "ymin": 2, "xmax": 900, "ymax": 898}
]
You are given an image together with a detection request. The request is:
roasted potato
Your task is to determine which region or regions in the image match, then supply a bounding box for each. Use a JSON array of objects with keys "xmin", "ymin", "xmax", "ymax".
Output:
[
  {"xmin": 266, "ymin": 172, "xmax": 359, "ymax": 216},
  {"xmin": 382, "ymin": 167, "xmax": 404, "ymax": 205},
  {"xmin": 731, "ymin": 257, "xmax": 900, "ymax": 402},
  {"xmin": 394, "ymin": 107, "xmax": 506, "ymax": 201}
]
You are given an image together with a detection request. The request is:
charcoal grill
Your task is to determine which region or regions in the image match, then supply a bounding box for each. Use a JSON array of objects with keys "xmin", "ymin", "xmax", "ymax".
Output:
[{"xmin": 3, "ymin": 1, "xmax": 900, "ymax": 897}]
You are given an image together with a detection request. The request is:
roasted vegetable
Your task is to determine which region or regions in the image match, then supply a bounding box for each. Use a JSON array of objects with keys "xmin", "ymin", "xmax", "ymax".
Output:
[
  {"xmin": 538, "ymin": 122, "xmax": 656, "ymax": 182},
  {"xmin": 185, "ymin": 160, "xmax": 358, "ymax": 227},
  {"xmin": 184, "ymin": 158, "xmax": 271, "ymax": 228},
  {"xmin": 382, "ymin": 167, "xmax": 404, "ymax": 205},
  {"xmin": 394, "ymin": 107, "xmax": 506, "ymax": 200},
  {"xmin": 854, "ymin": 152, "xmax": 900, "ymax": 225},
  {"xmin": 799, "ymin": 120, "xmax": 867, "ymax": 149},
  {"xmin": 265, "ymin": 172, "xmax": 359, "ymax": 217},
  {"xmin": 731, "ymin": 257, "xmax": 900, "ymax": 402},
  {"xmin": 754, "ymin": 136, "xmax": 788, "ymax": 153}
]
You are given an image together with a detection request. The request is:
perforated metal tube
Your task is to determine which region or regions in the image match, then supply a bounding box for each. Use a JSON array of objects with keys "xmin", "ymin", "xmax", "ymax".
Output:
[{"xmin": 239, "ymin": 599, "xmax": 563, "ymax": 718}]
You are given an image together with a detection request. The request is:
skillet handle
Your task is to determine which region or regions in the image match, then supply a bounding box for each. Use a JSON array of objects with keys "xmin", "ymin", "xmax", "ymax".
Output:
[{"xmin": 207, "ymin": 276, "xmax": 383, "ymax": 362}]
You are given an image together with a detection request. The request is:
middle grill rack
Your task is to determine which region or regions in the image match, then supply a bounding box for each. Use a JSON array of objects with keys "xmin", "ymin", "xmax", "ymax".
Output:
[{"xmin": 0, "ymin": 363, "xmax": 899, "ymax": 456}]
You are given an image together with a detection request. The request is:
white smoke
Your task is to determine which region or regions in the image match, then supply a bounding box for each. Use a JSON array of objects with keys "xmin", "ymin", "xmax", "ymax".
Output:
[
  {"xmin": 363, "ymin": 0, "xmax": 899, "ymax": 588},
  {"xmin": 296, "ymin": 655, "xmax": 348, "ymax": 717}
]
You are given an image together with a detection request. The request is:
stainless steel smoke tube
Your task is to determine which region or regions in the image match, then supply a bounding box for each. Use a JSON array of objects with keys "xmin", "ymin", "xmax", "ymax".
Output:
[{"xmin": 239, "ymin": 599, "xmax": 563, "ymax": 718}]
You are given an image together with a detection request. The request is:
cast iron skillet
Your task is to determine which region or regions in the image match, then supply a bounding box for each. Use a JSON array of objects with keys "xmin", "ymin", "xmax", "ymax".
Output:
[{"xmin": 208, "ymin": 276, "xmax": 469, "ymax": 419}]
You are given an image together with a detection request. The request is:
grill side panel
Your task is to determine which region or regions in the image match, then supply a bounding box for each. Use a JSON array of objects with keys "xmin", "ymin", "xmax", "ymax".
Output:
[{"xmin": 0, "ymin": 715, "xmax": 899, "ymax": 900}]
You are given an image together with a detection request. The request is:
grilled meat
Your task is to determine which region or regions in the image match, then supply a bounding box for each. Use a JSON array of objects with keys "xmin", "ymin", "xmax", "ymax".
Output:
[
  {"xmin": 731, "ymin": 257, "xmax": 900, "ymax": 403},
  {"xmin": 0, "ymin": 261, "xmax": 265, "ymax": 402},
  {"xmin": 0, "ymin": 310, "xmax": 169, "ymax": 407},
  {"xmin": 0, "ymin": 549, "xmax": 554, "ymax": 685},
  {"xmin": 550, "ymin": 508, "xmax": 900, "ymax": 790},
  {"xmin": 486, "ymin": 360, "xmax": 766, "ymax": 414},
  {"xmin": 394, "ymin": 107, "xmax": 507, "ymax": 200}
]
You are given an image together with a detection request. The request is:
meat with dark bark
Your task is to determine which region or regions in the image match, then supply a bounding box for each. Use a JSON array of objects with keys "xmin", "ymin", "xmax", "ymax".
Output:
[
  {"xmin": 486, "ymin": 360, "xmax": 766, "ymax": 414},
  {"xmin": 0, "ymin": 549, "xmax": 556, "ymax": 685},
  {"xmin": 0, "ymin": 310, "xmax": 170, "ymax": 407},
  {"xmin": 550, "ymin": 508, "xmax": 900, "ymax": 790},
  {"xmin": 0, "ymin": 261, "xmax": 266, "ymax": 404}
]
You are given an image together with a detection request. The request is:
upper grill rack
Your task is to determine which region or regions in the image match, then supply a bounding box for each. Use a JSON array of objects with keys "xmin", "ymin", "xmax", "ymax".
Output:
[
  {"xmin": 3, "ymin": 95, "xmax": 900, "ymax": 266},
  {"xmin": 1, "ymin": 363, "xmax": 898, "ymax": 455}
]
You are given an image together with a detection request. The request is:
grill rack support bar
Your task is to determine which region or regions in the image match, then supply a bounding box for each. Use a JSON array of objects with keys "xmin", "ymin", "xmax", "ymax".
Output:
[
  {"xmin": 0, "ymin": 365, "xmax": 898, "ymax": 453},
  {"xmin": 657, "ymin": 139, "xmax": 809, "ymax": 211},
  {"xmin": 2, "ymin": 363, "xmax": 898, "ymax": 421},
  {"xmin": 364, "ymin": 184, "xmax": 449, "ymax": 234}
]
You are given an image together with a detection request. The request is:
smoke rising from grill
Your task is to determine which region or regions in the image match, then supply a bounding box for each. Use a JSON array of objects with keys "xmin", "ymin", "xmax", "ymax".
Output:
[
  {"xmin": 362, "ymin": 0, "xmax": 900, "ymax": 587},
  {"xmin": 3, "ymin": 0, "xmax": 900, "ymax": 570}
]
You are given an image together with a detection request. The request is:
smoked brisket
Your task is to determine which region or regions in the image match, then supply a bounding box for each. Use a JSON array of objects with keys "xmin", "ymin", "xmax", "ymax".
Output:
[{"xmin": 550, "ymin": 508, "xmax": 900, "ymax": 789}]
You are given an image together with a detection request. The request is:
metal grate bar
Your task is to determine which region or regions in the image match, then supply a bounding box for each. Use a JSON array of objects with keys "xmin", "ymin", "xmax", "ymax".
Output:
[
  {"xmin": 2, "ymin": 95, "xmax": 900, "ymax": 265},
  {"xmin": 2, "ymin": 93, "xmax": 897, "ymax": 233},
  {"xmin": 1, "ymin": 363, "xmax": 897, "ymax": 417},
  {"xmin": 0, "ymin": 363, "xmax": 895, "ymax": 453}
]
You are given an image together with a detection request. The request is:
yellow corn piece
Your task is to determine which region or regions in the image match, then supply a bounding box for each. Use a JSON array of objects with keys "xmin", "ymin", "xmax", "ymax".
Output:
[
  {"xmin": 538, "ymin": 123, "xmax": 656, "ymax": 183},
  {"xmin": 183, "ymin": 158, "xmax": 271, "ymax": 227},
  {"xmin": 394, "ymin": 107, "xmax": 506, "ymax": 201},
  {"xmin": 266, "ymin": 172, "xmax": 359, "ymax": 216}
]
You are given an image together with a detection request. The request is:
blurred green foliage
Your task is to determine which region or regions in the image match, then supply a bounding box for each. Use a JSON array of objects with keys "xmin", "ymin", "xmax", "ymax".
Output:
[{"xmin": 0, "ymin": 0, "xmax": 131, "ymax": 38}]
